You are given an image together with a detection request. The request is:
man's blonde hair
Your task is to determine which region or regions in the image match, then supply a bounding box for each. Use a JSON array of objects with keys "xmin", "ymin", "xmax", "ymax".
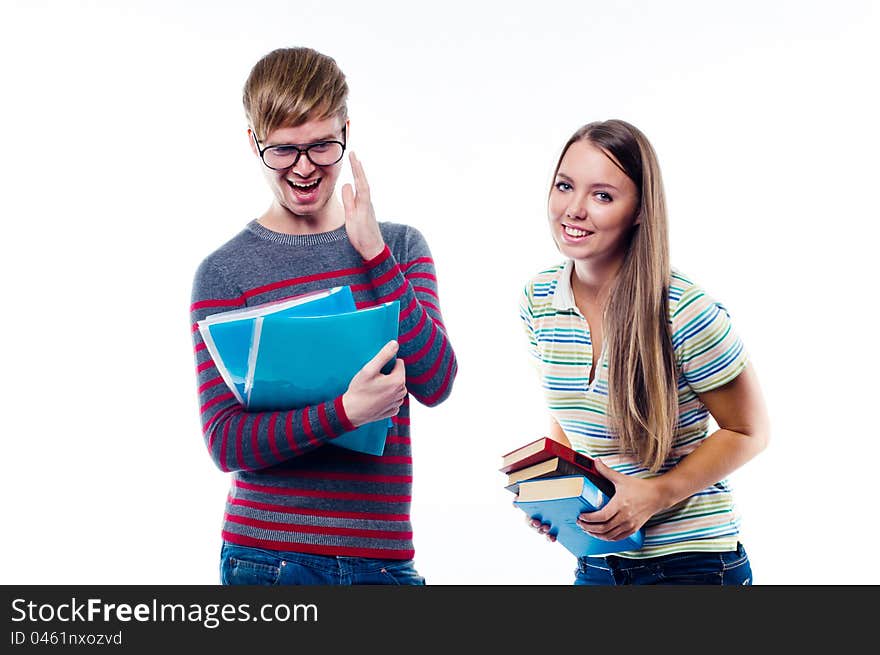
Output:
[{"xmin": 243, "ymin": 47, "xmax": 348, "ymax": 140}]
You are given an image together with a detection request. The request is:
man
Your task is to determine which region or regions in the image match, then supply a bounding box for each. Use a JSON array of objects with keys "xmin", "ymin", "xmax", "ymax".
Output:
[{"xmin": 189, "ymin": 47, "xmax": 457, "ymax": 585}]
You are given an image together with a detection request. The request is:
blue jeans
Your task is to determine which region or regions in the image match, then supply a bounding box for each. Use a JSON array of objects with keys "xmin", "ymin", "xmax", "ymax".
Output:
[
  {"xmin": 219, "ymin": 542, "xmax": 426, "ymax": 585},
  {"xmin": 574, "ymin": 542, "xmax": 752, "ymax": 585}
]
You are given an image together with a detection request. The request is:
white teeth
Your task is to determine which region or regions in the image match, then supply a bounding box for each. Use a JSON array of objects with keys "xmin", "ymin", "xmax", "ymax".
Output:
[
  {"xmin": 290, "ymin": 179, "xmax": 319, "ymax": 190},
  {"xmin": 564, "ymin": 226, "xmax": 590, "ymax": 237}
]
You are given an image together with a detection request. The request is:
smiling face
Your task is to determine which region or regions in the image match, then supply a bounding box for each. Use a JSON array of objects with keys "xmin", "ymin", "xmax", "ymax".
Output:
[
  {"xmin": 548, "ymin": 139, "xmax": 641, "ymax": 265},
  {"xmin": 250, "ymin": 115, "xmax": 347, "ymax": 228}
]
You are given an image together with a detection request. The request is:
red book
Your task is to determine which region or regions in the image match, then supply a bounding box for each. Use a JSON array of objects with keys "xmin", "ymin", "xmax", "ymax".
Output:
[{"xmin": 500, "ymin": 437, "xmax": 615, "ymax": 497}]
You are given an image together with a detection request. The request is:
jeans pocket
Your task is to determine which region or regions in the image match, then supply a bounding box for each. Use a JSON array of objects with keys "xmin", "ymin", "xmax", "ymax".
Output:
[
  {"xmin": 720, "ymin": 544, "xmax": 752, "ymax": 585},
  {"xmin": 378, "ymin": 560, "xmax": 426, "ymax": 586},
  {"xmin": 221, "ymin": 548, "xmax": 282, "ymax": 586},
  {"xmin": 574, "ymin": 558, "xmax": 615, "ymax": 585},
  {"xmin": 655, "ymin": 552, "xmax": 724, "ymax": 585},
  {"xmin": 720, "ymin": 543, "xmax": 749, "ymax": 568}
]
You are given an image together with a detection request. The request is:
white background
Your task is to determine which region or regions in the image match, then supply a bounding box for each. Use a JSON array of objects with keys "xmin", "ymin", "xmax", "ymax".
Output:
[{"xmin": 1, "ymin": 0, "xmax": 877, "ymax": 585}]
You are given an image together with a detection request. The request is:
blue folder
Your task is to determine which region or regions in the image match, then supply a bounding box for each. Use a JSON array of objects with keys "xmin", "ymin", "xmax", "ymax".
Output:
[
  {"xmin": 245, "ymin": 300, "xmax": 401, "ymax": 456},
  {"xmin": 197, "ymin": 286, "xmax": 357, "ymax": 404}
]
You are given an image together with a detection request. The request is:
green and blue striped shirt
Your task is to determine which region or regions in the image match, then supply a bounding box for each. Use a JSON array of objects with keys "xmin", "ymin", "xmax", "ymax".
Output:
[{"xmin": 520, "ymin": 260, "xmax": 749, "ymax": 558}]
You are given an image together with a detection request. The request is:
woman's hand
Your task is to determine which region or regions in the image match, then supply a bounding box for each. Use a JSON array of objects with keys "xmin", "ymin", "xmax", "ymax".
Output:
[
  {"xmin": 576, "ymin": 459, "xmax": 666, "ymax": 542},
  {"xmin": 515, "ymin": 493, "xmax": 555, "ymax": 542},
  {"xmin": 341, "ymin": 152, "xmax": 386, "ymax": 261},
  {"xmin": 523, "ymin": 513, "xmax": 557, "ymax": 542}
]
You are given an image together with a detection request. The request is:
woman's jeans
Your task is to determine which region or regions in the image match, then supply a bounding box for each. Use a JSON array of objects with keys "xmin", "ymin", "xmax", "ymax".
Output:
[
  {"xmin": 574, "ymin": 542, "xmax": 752, "ymax": 585},
  {"xmin": 220, "ymin": 542, "xmax": 426, "ymax": 586}
]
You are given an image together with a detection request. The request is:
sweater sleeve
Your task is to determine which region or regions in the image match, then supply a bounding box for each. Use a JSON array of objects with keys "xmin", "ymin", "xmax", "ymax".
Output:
[
  {"xmin": 361, "ymin": 227, "xmax": 457, "ymax": 407},
  {"xmin": 190, "ymin": 259, "xmax": 357, "ymax": 473}
]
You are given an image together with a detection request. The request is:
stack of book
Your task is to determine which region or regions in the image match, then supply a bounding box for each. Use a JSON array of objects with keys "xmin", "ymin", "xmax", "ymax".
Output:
[
  {"xmin": 197, "ymin": 285, "xmax": 400, "ymax": 456},
  {"xmin": 501, "ymin": 437, "xmax": 645, "ymax": 556}
]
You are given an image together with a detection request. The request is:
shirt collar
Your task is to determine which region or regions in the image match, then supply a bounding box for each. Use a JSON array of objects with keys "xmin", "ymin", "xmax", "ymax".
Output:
[{"xmin": 551, "ymin": 259, "xmax": 577, "ymax": 311}]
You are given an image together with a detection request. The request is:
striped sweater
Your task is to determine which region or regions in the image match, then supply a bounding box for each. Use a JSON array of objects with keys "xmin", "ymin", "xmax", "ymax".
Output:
[
  {"xmin": 190, "ymin": 220, "xmax": 457, "ymax": 559},
  {"xmin": 520, "ymin": 260, "xmax": 749, "ymax": 558}
]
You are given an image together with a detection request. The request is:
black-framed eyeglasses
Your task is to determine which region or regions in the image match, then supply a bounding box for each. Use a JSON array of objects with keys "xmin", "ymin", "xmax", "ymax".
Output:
[{"xmin": 252, "ymin": 126, "xmax": 347, "ymax": 170}]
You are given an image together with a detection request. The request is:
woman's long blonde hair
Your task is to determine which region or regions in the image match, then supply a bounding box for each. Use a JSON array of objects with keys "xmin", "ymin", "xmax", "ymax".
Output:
[{"xmin": 553, "ymin": 120, "xmax": 677, "ymax": 472}]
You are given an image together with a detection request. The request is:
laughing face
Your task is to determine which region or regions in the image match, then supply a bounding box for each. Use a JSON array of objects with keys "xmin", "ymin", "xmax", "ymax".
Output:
[
  {"xmin": 250, "ymin": 115, "xmax": 347, "ymax": 228},
  {"xmin": 548, "ymin": 139, "xmax": 640, "ymax": 264}
]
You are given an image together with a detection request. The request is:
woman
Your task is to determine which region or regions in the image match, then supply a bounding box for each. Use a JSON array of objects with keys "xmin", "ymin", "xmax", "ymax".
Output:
[{"xmin": 519, "ymin": 119, "xmax": 770, "ymax": 585}]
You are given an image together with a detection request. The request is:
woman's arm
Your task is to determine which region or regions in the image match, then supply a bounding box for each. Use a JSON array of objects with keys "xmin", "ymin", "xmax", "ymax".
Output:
[
  {"xmin": 578, "ymin": 364, "xmax": 770, "ymax": 541},
  {"xmin": 651, "ymin": 363, "xmax": 770, "ymax": 507},
  {"xmin": 549, "ymin": 417, "xmax": 572, "ymax": 447}
]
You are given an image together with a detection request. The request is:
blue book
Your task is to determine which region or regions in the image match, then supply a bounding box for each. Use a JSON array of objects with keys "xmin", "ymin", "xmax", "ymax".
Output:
[
  {"xmin": 196, "ymin": 286, "xmax": 356, "ymax": 404},
  {"xmin": 245, "ymin": 300, "xmax": 401, "ymax": 456},
  {"xmin": 514, "ymin": 474, "xmax": 645, "ymax": 556}
]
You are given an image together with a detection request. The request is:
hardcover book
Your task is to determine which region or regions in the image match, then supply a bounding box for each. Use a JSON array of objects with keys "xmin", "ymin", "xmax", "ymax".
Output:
[
  {"xmin": 500, "ymin": 437, "xmax": 614, "ymax": 497},
  {"xmin": 504, "ymin": 456, "xmax": 606, "ymax": 495},
  {"xmin": 514, "ymin": 475, "xmax": 645, "ymax": 557}
]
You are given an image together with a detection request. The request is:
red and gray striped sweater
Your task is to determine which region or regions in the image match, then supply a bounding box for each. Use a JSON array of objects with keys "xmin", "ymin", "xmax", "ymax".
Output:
[{"xmin": 190, "ymin": 220, "xmax": 457, "ymax": 559}]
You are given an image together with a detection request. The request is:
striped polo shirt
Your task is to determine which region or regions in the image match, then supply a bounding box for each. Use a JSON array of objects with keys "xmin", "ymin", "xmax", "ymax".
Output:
[{"xmin": 520, "ymin": 260, "xmax": 749, "ymax": 558}]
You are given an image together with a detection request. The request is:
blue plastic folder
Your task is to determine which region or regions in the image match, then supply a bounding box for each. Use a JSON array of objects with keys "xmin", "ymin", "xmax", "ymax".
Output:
[
  {"xmin": 197, "ymin": 286, "xmax": 357, "ymax": 404},
  {"xmin": 245, "ymin": 300, "xmax": 401, "ymax": 456},
  {"xmin": 514, "ymin": 474, "xmax": 645, "ymax": 556}
]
